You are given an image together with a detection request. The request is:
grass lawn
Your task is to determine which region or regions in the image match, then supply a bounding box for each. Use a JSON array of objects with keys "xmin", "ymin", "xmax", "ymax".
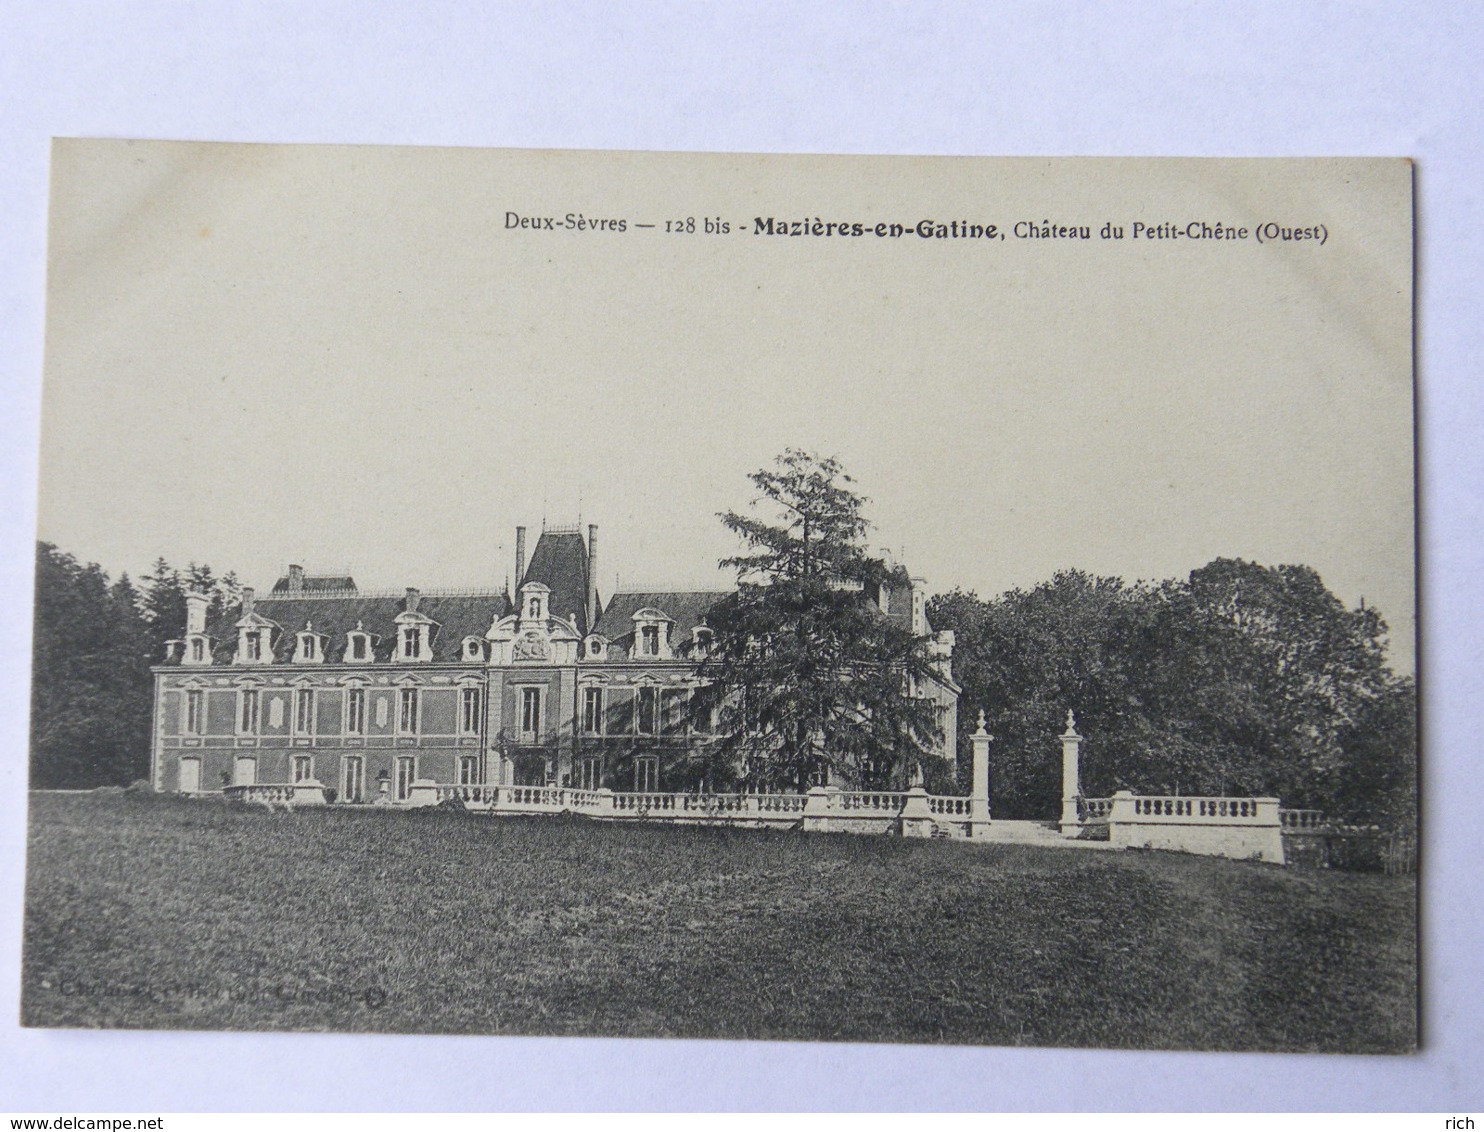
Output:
[{"xmin": 21, "ymin": 791, "xmax": 1416, "ymax": 1051}]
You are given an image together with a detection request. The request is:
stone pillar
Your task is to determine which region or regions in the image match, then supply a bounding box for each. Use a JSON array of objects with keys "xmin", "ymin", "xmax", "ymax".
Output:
[
  {"xmin": 970, "ymin": 710, "xmax": 992, "ymax": 839},
  {"xmin": 899, "ymin": 785, "xmax": 936, "ymax": 839},
  {"xmin": 802, "ymin": 785, "xmax": 834, "ymax": 833},
  {"xmin": 292, "ymin": 778, "xmax": 328, "ymax": 806},
  {"xmin": 1059, "ymin": 709, "xmax": 1083, "ymax": 836},
  {"xmin": 1252, "ymin": 797, "xmax": 1286, "ymax": 865}
]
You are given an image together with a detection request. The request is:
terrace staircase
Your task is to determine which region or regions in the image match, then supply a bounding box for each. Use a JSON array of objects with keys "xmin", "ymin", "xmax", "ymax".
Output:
[{"xmin": 981, "ymin": 819, "xmax": 1068, "ymax": 845}]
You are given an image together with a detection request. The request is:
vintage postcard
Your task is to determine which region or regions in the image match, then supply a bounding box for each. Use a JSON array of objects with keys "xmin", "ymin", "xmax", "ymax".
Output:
[{"xmin": 24, "ymin": 141, "xmax": 1415, "ymax": 1051}]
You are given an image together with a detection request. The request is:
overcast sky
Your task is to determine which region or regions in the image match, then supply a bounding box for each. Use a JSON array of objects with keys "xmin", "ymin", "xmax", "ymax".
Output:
[{"xmin": 39, "ymin": 142, "xmax": 1414, "ymax": 668}]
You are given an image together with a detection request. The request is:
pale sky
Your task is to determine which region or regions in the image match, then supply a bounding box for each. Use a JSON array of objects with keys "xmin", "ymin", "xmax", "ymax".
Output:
[{"xmin": 39, "ymin": 142, "xmax": 1415, "ymax": 669}]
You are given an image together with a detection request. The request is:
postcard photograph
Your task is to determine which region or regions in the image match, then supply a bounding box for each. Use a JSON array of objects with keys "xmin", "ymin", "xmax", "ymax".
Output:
[{"xmin": 22, "ymin": 141, "xmax": 1416, "ymax": 1052}]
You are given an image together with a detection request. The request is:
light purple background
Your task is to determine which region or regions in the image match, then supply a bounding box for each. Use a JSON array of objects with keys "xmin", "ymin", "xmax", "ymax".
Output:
[{"xmin": 1, "ymin": 2, "xmax": 1478, "ymax": 1112}]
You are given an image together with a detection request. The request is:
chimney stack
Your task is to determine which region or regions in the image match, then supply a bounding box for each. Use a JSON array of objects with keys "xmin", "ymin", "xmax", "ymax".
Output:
[
  {"xmin": 287, "ymin": 563, "xmax": 304, "ymax": 593},
  {"xmin": 405, "ymin": 587, "xmax": 421, "ymax": 614},
  {"xmin": 185, "ymin": 591, "xmax": 209, "ymax": 634},
  {"xmin": 515, "ymin": 526, "xmax": 527, "ymax": 589},
  {"xmin": 241, "ymin": 587, "xmax": 255, "ymax": 617},
  {"xmin": 587, "ymin": 524, "xmax": 599, "ymax": 628}
]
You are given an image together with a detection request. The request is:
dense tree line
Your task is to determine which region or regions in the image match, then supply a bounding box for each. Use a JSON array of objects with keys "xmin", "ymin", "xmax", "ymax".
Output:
[
  {"xmin": 30, "ymin": 543, "xmax": 239, "ymax": 788},
  {"xmin": 31, "ymin": 524, "xmax": 1417, "ymax": 827},
  {"xmin": 929, "ymin": 560, "xmax": 1416, "ymax": 824}
]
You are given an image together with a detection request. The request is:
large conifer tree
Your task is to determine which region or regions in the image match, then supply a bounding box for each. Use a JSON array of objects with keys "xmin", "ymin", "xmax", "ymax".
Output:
[{"xmin": 697, "ymin": 450, "xmax": 943, "ymax": 791}]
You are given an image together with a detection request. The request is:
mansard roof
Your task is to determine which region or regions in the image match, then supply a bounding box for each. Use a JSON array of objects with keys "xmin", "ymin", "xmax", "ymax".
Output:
[
  {"xmin": 198, "ymin": 590, "xmax": 513, "ymax": 664},
  {"xmin": 269, "ymin": 573, "xmax": 357, "ymax": 594},
  {"xmin": 595, "ymin": 591, "xmax": 729, "ymax": 647},
  {"xmin": 521, "ymin": 527, "xmax": 591, "ymax": 635}
]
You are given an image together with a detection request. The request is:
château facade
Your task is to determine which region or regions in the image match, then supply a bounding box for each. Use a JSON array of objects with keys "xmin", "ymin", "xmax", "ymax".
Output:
[{"xmin": 150, "ymin": 523, "xmax": 960, "ymax": 803}]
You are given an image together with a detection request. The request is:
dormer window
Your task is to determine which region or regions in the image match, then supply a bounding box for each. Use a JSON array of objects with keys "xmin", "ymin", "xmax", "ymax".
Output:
[
  {"xmin": 190, "ymin": 638, "xmax": 206, "ymax": 663},
  {"xmin": 463, "ymin": 637, "xmax": 485, "ymax": 661},
  {"xmin": 235, "ymin": 625, "xmax": 272, "ymax": 665},
  {"xmin": 629, "ymin": 608, "xmax": 674, "ymax": 659},
  {"xmin": 294, "ymin": 624, "xmax": 326, "ymax": 664},
  {"xmin": 392, "ymin": 613, "xmax": 435, "ymax": 663},
  {"xmin": 585, "ymin": 635, "xmax": 606, "ymax": 660},
  {"xmin": 517, "ymin": 582, "xmax": 551, "ymax": 625},
  {"xmin": 692, "ymin": 627, "xmax": 713, "ymax": 655},
  {"xmin": 346, "ymin": 626, "xmax": 371, "ymax": 662}
]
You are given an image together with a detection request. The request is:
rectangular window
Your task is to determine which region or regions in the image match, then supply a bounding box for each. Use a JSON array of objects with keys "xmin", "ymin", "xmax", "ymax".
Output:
[
  {"xmin": 302, "ymin": 636, "xmax": 316, "ymax": 660},
  {"xmin": 636, "ymin": 686, "xmax": 658, "ymax": 735},
  {"xmin": 342, "ymin": 756, "xmax": 363, "ymax": 803},
  {"xmin": 402, "ymin": 627, "xmax": 419, "ymax": 659},
  {"xmin": 294, "ymin": 689, "xmax": 315, "ymax": 734},
  {"xmin": 396, "ymin": 756, "xmax": 415, "ymax": 801},
  {"xmin": 190, "ymin": 638, "xmax": 205, "ymax": 662},
  {"xmin": 692, "ymin": 685, "xmax": 717, "ymax": 734},
  {"xmin": 578, "ymin": 756, "xmax": 602, "ymax": 791},
  {"xmin": 238, "ymin": 689, "xmax": 259, "ymax": 734},
  {"xmin": 641, "ymin": 625, "xmax": 659, "ymax": 655},
  {"xmin": 292, "ymin": 755, "xmax": 312, "ymax": 783},
  {"xmin": 582, "ymin": 687, "xmax": 604, "ymax": 735},
  {"xmin": 634, "ymin": 756, "xmax": 658, "ymax": 793},
  {"xmin": 459, "ymin": 755, "xmax": 479, "ymax": 786},
  {"xmin": 346, "ymin": 688, "xmax": 365, "ymax": 735},
  {"xmin": 350, "ymin": 635, "xmax": 367, "ymax": 660},
  {"xmin": 398, "ymin": 688, "xmax": 419, "ymax": 734},
  {"xmin": 245, "ymin": 632, "xmax": 261, "ymax": 661},
  {"xmin": 521, "ymin": 687, "xmax": 541, "ymax": 736},
  {"xmin": 460, "ymin": 687, "xmax": 481, "ymax": 734},
  {"xmin": 185, "ymin": 689, "xmax": 204, "ymax": 734}
]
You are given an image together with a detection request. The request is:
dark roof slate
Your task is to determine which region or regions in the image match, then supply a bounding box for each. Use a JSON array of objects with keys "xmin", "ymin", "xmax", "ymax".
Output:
[
  {"xmin": 594, "ymin": 591, "xmax": 729, "ymax": 646},
  {"xmin": 521, "ymin": 529, "xmax": 591, "ymax": 634},
  {"xmin": 270, "ymin": 574, "xmax": 357, "ymax": 594},
  {"xmin": 199, "ymin": 591, "xmax": 512, "ymax": 664}
]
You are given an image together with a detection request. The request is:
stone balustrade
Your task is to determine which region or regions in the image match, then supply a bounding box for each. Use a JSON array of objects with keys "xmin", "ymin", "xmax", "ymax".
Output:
[
  {"xmin": 434, "ymin": 784, "xmax": 498, "ymax": 805},
  {"xmin": 928, "ymin": 796, "xmax": 972, "ymax": 817},
  {"xmin": 836, "ymin": 791, "xmax": 910, "ymax": 812},
  {"xmin": 1078, "ymin": 797, "xmax": 1114, "ymax": 821},
  {"xmin": 224, "ymin": 783, "xmax": 323, "ymax": 806},
  {"xmin": 1106, "ymin": 789, "xmax": 1284, "ymax": 863},
  {"xmin": 1279, "ymin": 808, "xmax": 1327, "ymax": 830}
]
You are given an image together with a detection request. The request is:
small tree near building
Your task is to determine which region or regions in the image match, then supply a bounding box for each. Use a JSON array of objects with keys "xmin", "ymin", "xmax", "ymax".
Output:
[{"xmin": 697, "ymin": 450, "xmax": 943, "ymax": 791}]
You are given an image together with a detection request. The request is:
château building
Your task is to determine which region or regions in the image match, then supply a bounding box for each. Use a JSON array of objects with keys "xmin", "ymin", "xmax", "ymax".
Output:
[{"xmin": 150, "ymin": 523, "xmax": 960, "ymax": 803}]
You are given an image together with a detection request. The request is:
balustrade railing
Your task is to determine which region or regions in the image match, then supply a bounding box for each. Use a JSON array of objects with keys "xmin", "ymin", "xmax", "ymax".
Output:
[
  {"xmin": 1124, "ymin": 795, "xmax": 1265, "ymax": 821},
  {"xmin": 1078, "ymin": 797, "xmax": 1113, "ymax": 821},
  {"xmin": 754, "ymin": 794, "xmax": 807, "ymax": 814},
  {"xmin": 837, "ymin": 791, "xmax": 909, "ymax": 812},
  {"xmin": 225, "ymin": 784, "xmax": 296, "ymax": 805},
  {"xmin": 503, "ymin": 785, "xmax": 563, "ymax": 807},
  {"xmin": 928, "ymin": 796, "xmax": 972, "ymax": 817},
  {"xmin": 1279, "ymin": 808, "xmax": 1327, "ymax": 830},
  {"xmin": 436, "ymin": 784, "xmax": 496, "ymax": 805},
  {"xmin": 610, "ymin": 792, "xmax": 679, "ymax": 814}
]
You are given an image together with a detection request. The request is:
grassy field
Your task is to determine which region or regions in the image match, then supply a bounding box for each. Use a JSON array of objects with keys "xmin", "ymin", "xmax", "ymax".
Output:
[{"xmin": 21, "ymin": 791, "xmax": 1416, "ymax": 1051}]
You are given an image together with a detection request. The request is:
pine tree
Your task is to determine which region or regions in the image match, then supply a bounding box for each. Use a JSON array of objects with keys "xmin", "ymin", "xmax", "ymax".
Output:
[
  {"xmin": 698, "ymin": 450, "xmax": 943, "ymax": 791},
  {"xmin": 31, "ymin": 544, "xmax": 153, "ymax": 787}
]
